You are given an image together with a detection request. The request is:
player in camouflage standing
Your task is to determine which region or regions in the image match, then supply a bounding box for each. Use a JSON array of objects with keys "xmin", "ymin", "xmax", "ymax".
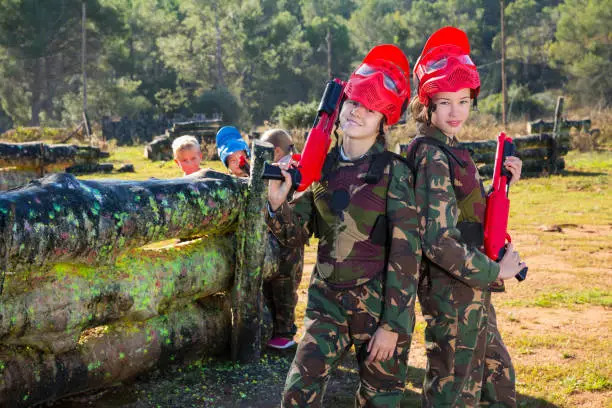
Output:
[
  {"xmin": 407, "ymin": 27, "xmax": 526, "ymax": 407},
  {"xmin": 260, "ymin": 129, "xmax": 305, "ymax": 349},
  {"xmin": 267, "ymin": 44, "xmax": 421, "ymax": 407}
]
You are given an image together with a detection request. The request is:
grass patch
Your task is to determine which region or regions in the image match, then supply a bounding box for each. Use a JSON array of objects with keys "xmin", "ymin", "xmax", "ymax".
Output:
[
  {"xmin": 517, "ymin": 360, "xmax": 612, "ymax": 400},
  {"xmin": 565, "ymin": 150, "xmax": 612, "ymax": 173},
  {"xmin": 78, "ymin": 145, "xmax": 227, "ymax": 181},
  {"xmin": 508, "ymin": 176, "xmax": 611, "ymax": 226},
  {"xmin": 503, "ymin": 289, "xmax": 612, "ymax": 308}
]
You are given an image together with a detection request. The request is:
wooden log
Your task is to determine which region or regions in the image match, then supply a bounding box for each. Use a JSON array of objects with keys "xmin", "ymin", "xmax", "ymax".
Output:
[
  {"xmin": 479, "ymin": 157, "xmax": 565, "ymax": 177},
  {"xmin": 0, "ymin": 296, "xmax": 231, "ymax": 408},
  {"xmin": 117, "ymin": 163, "xmax": 135, "ymax": 173},
  {"xmin": 0, "ymin": 172, "xmax": 247, "ymax": 272},
  {"xmin": 527, "ymin": 118, "xmax": 592, "ymax": 134},
  {"xmin": 462, "ymin": 134, "xmax": 555, "ymax": 152},
  {"xmin": 231, "ymin": 140, "xmax": 273, "ymax": 363},
  {"xmin": 144, "ymin": 135, "xmax": 172, "ymax": 161},
  {"xmin": 0, "ymin": 236, "xmax": 235, "ymax": 353},
  {"xmin": 458, "ymin": 140, "xmax": 498, "ymax": 154},
  {"xmin": 0, "ymin": 142, "xmax": 109, "ymax": 173},
  {"xmin": 171, "ymin": 121, "xmax": 221, "ymax": 133},
  {"xmin": 65, "ymin": 162, "xmax": 114, "ymax": 174}
]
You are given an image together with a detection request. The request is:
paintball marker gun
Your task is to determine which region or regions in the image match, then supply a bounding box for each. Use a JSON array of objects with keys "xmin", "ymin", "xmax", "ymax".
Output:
[
  {"xmin": 262, "ymin": 78, "xmax": 346, "ymax": 191},
  {"xmin": 484, "ymin": 132, "xmax": 528, "ymax": 281}
]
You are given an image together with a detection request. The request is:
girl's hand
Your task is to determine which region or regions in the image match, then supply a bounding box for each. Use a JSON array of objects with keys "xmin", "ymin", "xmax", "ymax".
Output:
[
  {"xmin": 504, "ymin": 156, "xmax": 522, "ymax": 186},
  {"xmin": 498, "ymin": 243, "xmax": 527, "ymax": 280},
  {"xmin": 366, "ymin": 327, "xmax": 398, "ymax": 363},
  {"xmin": 268, "ymin": 164, "xmax": 292, "ymax": 211}
]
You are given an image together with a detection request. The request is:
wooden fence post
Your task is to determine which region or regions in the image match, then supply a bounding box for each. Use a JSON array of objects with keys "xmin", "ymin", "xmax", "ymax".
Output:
[
  {"xmin": 550, "ymin": 96, "xmax": 564, "ymax": 174},
  {"xmin": 231, "ymin": 139, "xmax": 273, "ymax": 363}
]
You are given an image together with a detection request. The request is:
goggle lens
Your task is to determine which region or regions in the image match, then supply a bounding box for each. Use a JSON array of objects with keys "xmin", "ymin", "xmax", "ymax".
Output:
[
  {"xmin": 355, "ymin": 63, "xmax": 401, "ymax": 95},
  {"xmin": 423, "ymin": 55, "xmax": 475, "ymax": 74}
]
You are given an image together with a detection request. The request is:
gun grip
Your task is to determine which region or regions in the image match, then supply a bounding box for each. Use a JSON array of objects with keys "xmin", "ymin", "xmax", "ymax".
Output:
[
  {"xmin": 501, "ymin": 140, "xmax": 515, "ymax": 180},
  {"xmin": 515, "ymin": 265, "xmax": 528, "ymax": 282},
  {"xmin": 261, "ymin": 163, "xmax": 302, "ymax": 190},
  {"xmin": 262, "ymin": 162, "xmax": 285, "ymax": 180},
  {"xmin": 496, "ymin": 246, "xmax": 528, "ymax": 282}
]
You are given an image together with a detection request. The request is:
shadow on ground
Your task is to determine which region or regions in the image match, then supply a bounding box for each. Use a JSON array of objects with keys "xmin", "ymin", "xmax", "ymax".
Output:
[{"xmin": 45, "ymin": 348, "xmax": 560, "ymax": 408}]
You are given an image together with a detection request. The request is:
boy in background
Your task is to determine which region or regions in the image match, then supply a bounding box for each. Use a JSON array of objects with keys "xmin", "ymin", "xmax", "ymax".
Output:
[
  {"xmin": 260, "ymin": 129, "xmax": 304, "ymax": 349},
  {"xmin": 172, "ymin": 135, "xmax": 203, "ymax": 176},
  {"xmin": 216, "ymin": 126, "xmax": 250, "ymax": 178}
]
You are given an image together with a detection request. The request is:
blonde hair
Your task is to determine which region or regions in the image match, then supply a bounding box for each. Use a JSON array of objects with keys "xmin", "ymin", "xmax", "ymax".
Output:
[
  {"xmin": 172, "ymin": 135, "xmax": 201, "ymax": 158},
  {"xmin": 409, "ymin": 96, "xmax": 428, "ymax": 124}
]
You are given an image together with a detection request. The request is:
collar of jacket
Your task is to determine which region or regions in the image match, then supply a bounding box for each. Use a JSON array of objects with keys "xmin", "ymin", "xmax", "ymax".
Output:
[
  {"xmin": 416, "ymin": 122, "xmax": 459, "ymax": 147},
  {"xmin": 338, "ymin": 139, "xmax": 386, "ymax": 162}
]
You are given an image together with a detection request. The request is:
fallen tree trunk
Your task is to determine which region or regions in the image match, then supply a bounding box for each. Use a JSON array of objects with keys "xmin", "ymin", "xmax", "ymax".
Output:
[
  {"xmin": 0, "ymin": 142, "xmax": 109, "ymax": 172},
  {"xmin": 479, "ymin": 157, "xmax": 565, "ymax": 177},
  {"xmin": 0, "ymin": 295, "xmax": 231, "ymax": 408},
  {"xmin": 0, "ymin": 236, "xmax": 235, "ymax": 354},
  {"xmin": 0, "ymin": 172, "xmax": 247, "ymax": 272}
]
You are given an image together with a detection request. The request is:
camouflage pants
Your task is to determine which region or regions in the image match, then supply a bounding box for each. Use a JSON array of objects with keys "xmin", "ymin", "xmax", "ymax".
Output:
[
  {"xmin": 418, "ymin": 265, "xmax": 516, "ymax": 408},
  {"xmin": 282, "ymin": 273, "xmax": 411, "ymax": 408},
  {"xmin": 263, "ymin": 238, "xmax": 305, "ymax": 338}
]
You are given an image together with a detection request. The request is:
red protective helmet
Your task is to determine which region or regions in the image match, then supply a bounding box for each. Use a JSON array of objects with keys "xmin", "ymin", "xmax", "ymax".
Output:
[
  {"xmin": 344, "ymin": 44, "xmax": 410, "ymax": 126},
  {"xmin": 414, "ymin": 26, "xmax": 480, "ymax": 105}
]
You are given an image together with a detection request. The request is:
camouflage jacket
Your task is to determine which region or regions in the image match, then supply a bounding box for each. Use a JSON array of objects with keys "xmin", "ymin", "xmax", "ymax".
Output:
[
  {"xmin": 266, "ymin": 141, "xmax": 421, "ymax": 334},
  {"xmin": 412, "ymin": 123, "xmax": 500, "ymax": 289}
]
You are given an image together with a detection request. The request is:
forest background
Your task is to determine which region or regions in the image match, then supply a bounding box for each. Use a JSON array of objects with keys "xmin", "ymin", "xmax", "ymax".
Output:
[{"xmin": 0, "ymin": 0, "xmax": 610, "ymax": 134}]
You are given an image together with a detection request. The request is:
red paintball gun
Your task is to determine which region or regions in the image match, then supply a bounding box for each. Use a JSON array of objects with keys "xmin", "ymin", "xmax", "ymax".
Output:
[
  {"xmin": 262, "ymin": 78, "xmax": 346, "ymax": 191},
  {"xmin": 484, "ymin": 132, "xmax": 528, "ymax": 281}
]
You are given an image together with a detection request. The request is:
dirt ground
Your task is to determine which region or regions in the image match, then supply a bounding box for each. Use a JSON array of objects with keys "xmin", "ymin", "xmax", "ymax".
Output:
[{"xmin": 47, "ymin": 252, "xmax": 611, "ymax": 408}]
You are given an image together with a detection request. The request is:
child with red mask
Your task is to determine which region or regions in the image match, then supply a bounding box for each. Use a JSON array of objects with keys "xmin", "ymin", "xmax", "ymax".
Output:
[
  {"xmin": 408, "ymin": 27, "xmax": 525, "ymax": 407},
  {"xmin": 267, "ymin": 45, "xmax": 421, "ymax": 407}
]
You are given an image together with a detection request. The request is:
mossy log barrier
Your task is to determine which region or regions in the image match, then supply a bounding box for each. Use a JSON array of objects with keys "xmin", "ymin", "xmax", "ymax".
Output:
[
  {"xmin": 0, "ymin": 142, "xmax": 110, "ymax": 191},
  {"xmin": 0, "ymin": 141, "xmax": 274, "ymax": 406}
]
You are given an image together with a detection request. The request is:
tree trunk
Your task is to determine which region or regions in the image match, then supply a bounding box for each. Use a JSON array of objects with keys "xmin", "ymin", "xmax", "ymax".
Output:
[
  {"xmin": 0, "ymin": 142, "xmax": 109, "ymax": 171},
  {"xmin": 30, "ymin": 58, "xmax": 43, "ymax": 126},
  {"xmin": 213, "ymin": 1, "xmax": 225, "ymax": 87},
  {"xmin": 326, "ymin": 25, "xmax": 333, "ymax": 79},
  {"xmin": 1, "ymin": 236, "xmax": 235, "ymax": 353},
  {"xmin": 231, "ymin": 140, "xmax": 273, "ymax": 362},
  {"xmin": 0, "ymin": 173, "xmax": 247, "ymax": 272},
  {"xmin": 0, "ymin": 296, "xmax": 231, "ymax": 408}
]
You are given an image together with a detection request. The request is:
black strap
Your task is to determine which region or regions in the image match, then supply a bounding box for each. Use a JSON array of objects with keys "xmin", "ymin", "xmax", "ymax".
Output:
[
  {"xmin": 365, "ymin": 151, "xmax": 413, "ymax": 184},
  {"xmin": 406, "ymin": 137, "xmax": 466, "ymax": 186},
  {"xmin": 320, "ymin": 147, "xmax": 339, "ymax": 182}
]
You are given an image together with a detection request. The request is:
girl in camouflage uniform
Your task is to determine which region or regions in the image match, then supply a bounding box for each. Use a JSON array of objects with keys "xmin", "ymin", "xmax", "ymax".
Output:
[
  {"xmin": 408, "ymin": 27, "xmax": 526, "ymax": 407},
  {"xmin": 267, "ymin": 45, "xmax": 421, "ymax": 407}
]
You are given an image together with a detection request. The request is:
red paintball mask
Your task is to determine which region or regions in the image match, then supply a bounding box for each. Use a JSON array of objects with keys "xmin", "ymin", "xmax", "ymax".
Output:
[
  {"xmin": 345, "ymin": 44, "xmax": 410, "ymax": 126},
  {"xmin": 414, "ymin": 26, "xmax": 480, "ymax": 105}
]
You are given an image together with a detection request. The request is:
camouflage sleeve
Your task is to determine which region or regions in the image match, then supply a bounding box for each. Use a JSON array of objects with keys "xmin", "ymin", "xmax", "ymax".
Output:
[
  {"xmin": 379, "ymin": 160, "xmax": 422, "ymax": 335},
  {"xmin": 415, "ymin": 145, "xmax": 500, "ymax": 289},
  {"xmin": 265, "ymin": 189, "xmax": 313, "ymax": 248}
]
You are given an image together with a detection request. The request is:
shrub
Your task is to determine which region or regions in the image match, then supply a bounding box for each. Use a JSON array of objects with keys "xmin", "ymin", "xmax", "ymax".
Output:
[
  {"xmin": 479, "ymin": 84, "xmax": 547, "ymax": 121},
  {"xmin": 0, "ymin": 126, "xmax": 71, "ymax": 143},
  {"xmin": 191, "ymin": 87, "xmax": 241, "ymax": 125},
  {"xmin": 273, "ymin": 100, "xmax": 318, "ymax": 129}
]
